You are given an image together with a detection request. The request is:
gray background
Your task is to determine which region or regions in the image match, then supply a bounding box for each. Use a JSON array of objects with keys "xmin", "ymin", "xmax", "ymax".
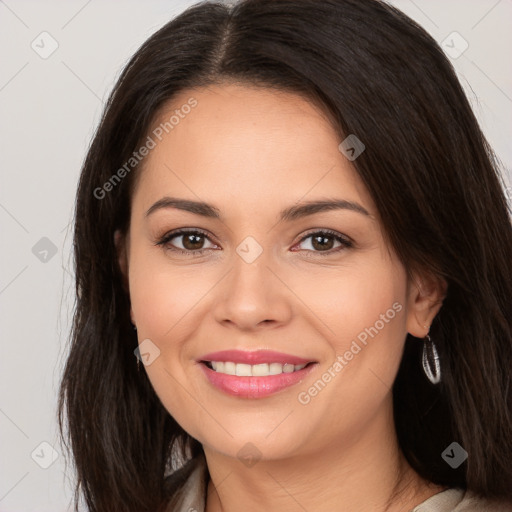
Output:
[{"xmin": 1, "ymin": 1, "xmax": 510, "ymax": 510}]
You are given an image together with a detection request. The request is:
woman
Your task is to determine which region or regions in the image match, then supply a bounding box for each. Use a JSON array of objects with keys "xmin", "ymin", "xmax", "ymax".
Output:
[{"xmin": 58, "ymin": 0, "xmax": 512, "ymax": 511}]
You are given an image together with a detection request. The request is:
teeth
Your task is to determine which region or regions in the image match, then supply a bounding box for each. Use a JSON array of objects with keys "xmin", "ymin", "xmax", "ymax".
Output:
[
  {"xmin": 209, "ymin": 361, "xmax": 308, "ymax": 376},
  {"xmin": 223, "ymin": 361, "xmax": 236, "ymax": 375},
  {"xmin": 235, "ymin": 363, "xmax": 252, "ymax": 376}
]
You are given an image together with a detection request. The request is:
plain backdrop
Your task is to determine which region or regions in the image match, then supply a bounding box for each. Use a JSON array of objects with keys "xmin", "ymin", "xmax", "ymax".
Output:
[{"xmin": 0, "ymin": 1, "xmax": 511, "ymax": 510}]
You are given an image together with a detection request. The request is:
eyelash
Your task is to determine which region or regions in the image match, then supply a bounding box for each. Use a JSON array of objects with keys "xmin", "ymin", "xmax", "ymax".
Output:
[{"xmin": 155, "ymin": 228, "xmax": 353, "ymax": 258}]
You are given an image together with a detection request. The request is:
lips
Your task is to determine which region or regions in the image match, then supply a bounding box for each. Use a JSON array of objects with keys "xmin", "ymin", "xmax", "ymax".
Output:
[{"xmin": 197, "ymin": 349, "xmax": 318, "ymax": 399}]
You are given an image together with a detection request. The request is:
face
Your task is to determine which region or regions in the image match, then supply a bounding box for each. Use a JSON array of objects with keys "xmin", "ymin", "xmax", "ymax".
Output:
[{"xmin": 117, "ymin": 83, "xmax": 444, "ymax": 461}]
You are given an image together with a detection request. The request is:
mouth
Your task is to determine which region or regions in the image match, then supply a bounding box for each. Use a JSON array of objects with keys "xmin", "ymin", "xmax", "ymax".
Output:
[
  {"xmin": 201, "ymin": 360, "xmax": 316, "ymax": 376},
  {"xmin": 197, "ymin": 350, "xmax": 318, "ymax": 398}
]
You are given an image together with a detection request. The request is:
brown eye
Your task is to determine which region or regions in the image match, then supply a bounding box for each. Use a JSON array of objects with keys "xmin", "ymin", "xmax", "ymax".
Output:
[
  {"xmin": 295, "ymin": 230, "xmax": 353, "ymax": 255},
  {"xmin": 156, "ymin": 229, "xmax": 217, "ymax": 256},
  {"xmin": 181, "ymin": 232, "xmax": 206, "ymax": 250},
  {"xmin": 311, "ymin": 233, "xmax": 336, "ymax": 251}
]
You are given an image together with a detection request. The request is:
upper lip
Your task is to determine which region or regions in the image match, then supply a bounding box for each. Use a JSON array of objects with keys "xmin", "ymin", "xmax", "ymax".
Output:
[{"xmin": 199, "ymin": 349, "xmax": 316, "ymax": 366}]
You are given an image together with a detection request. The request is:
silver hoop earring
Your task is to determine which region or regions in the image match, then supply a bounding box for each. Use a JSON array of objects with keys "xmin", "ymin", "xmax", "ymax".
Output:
[{"xmin": 422, "ymin": 334, "xmax": 441, "ymax": 384}]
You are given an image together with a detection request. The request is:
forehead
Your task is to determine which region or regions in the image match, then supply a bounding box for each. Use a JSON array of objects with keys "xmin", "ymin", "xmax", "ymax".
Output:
[{"xmin": 133, "ymin": 83, "xmax": 374, "ymax": 216}]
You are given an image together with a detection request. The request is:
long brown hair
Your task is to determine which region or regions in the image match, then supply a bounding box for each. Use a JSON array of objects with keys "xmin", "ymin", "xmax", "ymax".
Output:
[{"xmin": 58, "ymin": 1, "xmax": 512, "ymax": 510}]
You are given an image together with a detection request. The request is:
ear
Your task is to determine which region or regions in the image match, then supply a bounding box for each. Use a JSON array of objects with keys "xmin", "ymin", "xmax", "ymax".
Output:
[
  {"xmin": 114, "ymin": 229, "xmax": 135, "ymax": 324},
  {"xmin": 405, "ymin": 269, "xmax": 447, "ymax": 338}
]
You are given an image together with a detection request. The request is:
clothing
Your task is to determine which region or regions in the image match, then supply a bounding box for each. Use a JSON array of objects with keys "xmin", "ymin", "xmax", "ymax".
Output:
[{"xmin": 164, "ymin": 452, "xmax": 512, "ymax": 512}]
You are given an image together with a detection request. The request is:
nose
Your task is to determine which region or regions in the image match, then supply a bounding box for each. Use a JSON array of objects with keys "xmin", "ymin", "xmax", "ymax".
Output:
[{"xmin": 212, "ymin": 246, "xmax": 293, "ymax": 331}]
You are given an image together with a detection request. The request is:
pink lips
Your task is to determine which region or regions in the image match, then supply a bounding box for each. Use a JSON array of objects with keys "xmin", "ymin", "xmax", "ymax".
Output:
[{"xmin": 198, "ymin": 349, "xmax": 318, "ymax": 399}]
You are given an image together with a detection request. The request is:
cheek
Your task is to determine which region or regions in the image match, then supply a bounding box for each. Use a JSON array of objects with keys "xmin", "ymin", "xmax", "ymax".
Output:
[
  {"xmin": 128, "ymin": 248, "xmax": 210, "ymax": 339},
  {"xmin": 302, "ymin": 261, "xmax": 408, "ymax": 407},
  {"xmin": 292, "ymin": 264, "xmax": 407, "ymax": 428},
  {"xmin": 347, "ymin": 269, "xmax": 404, "ymax": 341},
  {"xmin": 294, "ymin": 260, "xmax": 406, "ymax": 351},
  {"xmin": 127, "ymin": 250, "xmax": 207, "ymax": 432},
  {"xmin": 343, "ymin": 266, "xmax": 406, "ymax": 364}
]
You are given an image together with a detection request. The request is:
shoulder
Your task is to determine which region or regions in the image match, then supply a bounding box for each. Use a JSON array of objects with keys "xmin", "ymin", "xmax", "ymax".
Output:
[
  {"xmin": 454, "ymin": 490, "xmax": 512, "ymax": 512},
  {"xmin": 163, "ymin": 451, "xmax": 209, "ymax": 512},
  {"xmin": 413, "ymin": 488, "xmax": 512, "ymax": 512}
]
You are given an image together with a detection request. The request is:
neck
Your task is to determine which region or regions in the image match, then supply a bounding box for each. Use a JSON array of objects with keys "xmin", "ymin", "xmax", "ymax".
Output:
[{"xmin": 203, "ymin": 400, "xmax": 446, "ymax": 512}]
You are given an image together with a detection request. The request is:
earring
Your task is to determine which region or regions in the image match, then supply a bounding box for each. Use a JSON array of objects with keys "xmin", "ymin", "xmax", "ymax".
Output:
[{"xmin": 422, "ymin": 333, "xmax": 441, "ymax": 384}]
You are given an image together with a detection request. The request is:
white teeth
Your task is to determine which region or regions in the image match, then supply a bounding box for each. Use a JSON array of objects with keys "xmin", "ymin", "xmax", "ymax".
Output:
[
  {"xmin": 252, "ymin": 363, "xmax": 269, "ymax": 376},
  {"xmin": 235, "ymin": 363, "xmax": 252, "ymax": 376},
  {"xmin": 269, "ymin": 362, "xmax": 283, "ymax": 375},
  {"xmin": 208, "ymin": 361, "xmax": 308, "ymax": 376},
  {"xmin": 223, "ymin": 361, "xmax": 236, "ymax": 375}
]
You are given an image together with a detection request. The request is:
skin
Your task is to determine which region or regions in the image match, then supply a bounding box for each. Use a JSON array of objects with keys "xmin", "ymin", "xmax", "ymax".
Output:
[{"xmin": 116, "ymin": 83, "xmax": 448, "ymax": 512}]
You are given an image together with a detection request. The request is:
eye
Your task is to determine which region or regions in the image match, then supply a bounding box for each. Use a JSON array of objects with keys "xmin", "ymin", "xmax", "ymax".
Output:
[
  {"xmin": 155, "ymin": 229, "xmax": 218, "ymax": 256},
  {"xmin": 293, "ymin": 229, "xmax": 353, "ymax": 256},
  {"xmin": 155, "ymin": 228, "xmax": 353, "ymax": 258}
]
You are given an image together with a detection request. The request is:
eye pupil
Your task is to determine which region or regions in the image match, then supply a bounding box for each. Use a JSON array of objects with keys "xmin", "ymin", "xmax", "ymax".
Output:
[
  {"xmin": 183, "ymin": 233, "xmax": 204, "ymax": 250},
  {"xmin": 312, "ymin": 234, "xmax": 334, "ymax": 251}
]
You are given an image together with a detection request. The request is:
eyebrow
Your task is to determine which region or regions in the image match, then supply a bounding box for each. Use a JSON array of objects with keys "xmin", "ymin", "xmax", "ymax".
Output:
[{"xmin": 145, "ymin": 196, "xmax": 371, "ymax": 221}]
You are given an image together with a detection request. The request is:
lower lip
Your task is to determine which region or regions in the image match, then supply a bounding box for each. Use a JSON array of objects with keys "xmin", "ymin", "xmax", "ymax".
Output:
[{"xmin": 198, "ymin": 362, "xmax": 317, "ymax": 398}]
